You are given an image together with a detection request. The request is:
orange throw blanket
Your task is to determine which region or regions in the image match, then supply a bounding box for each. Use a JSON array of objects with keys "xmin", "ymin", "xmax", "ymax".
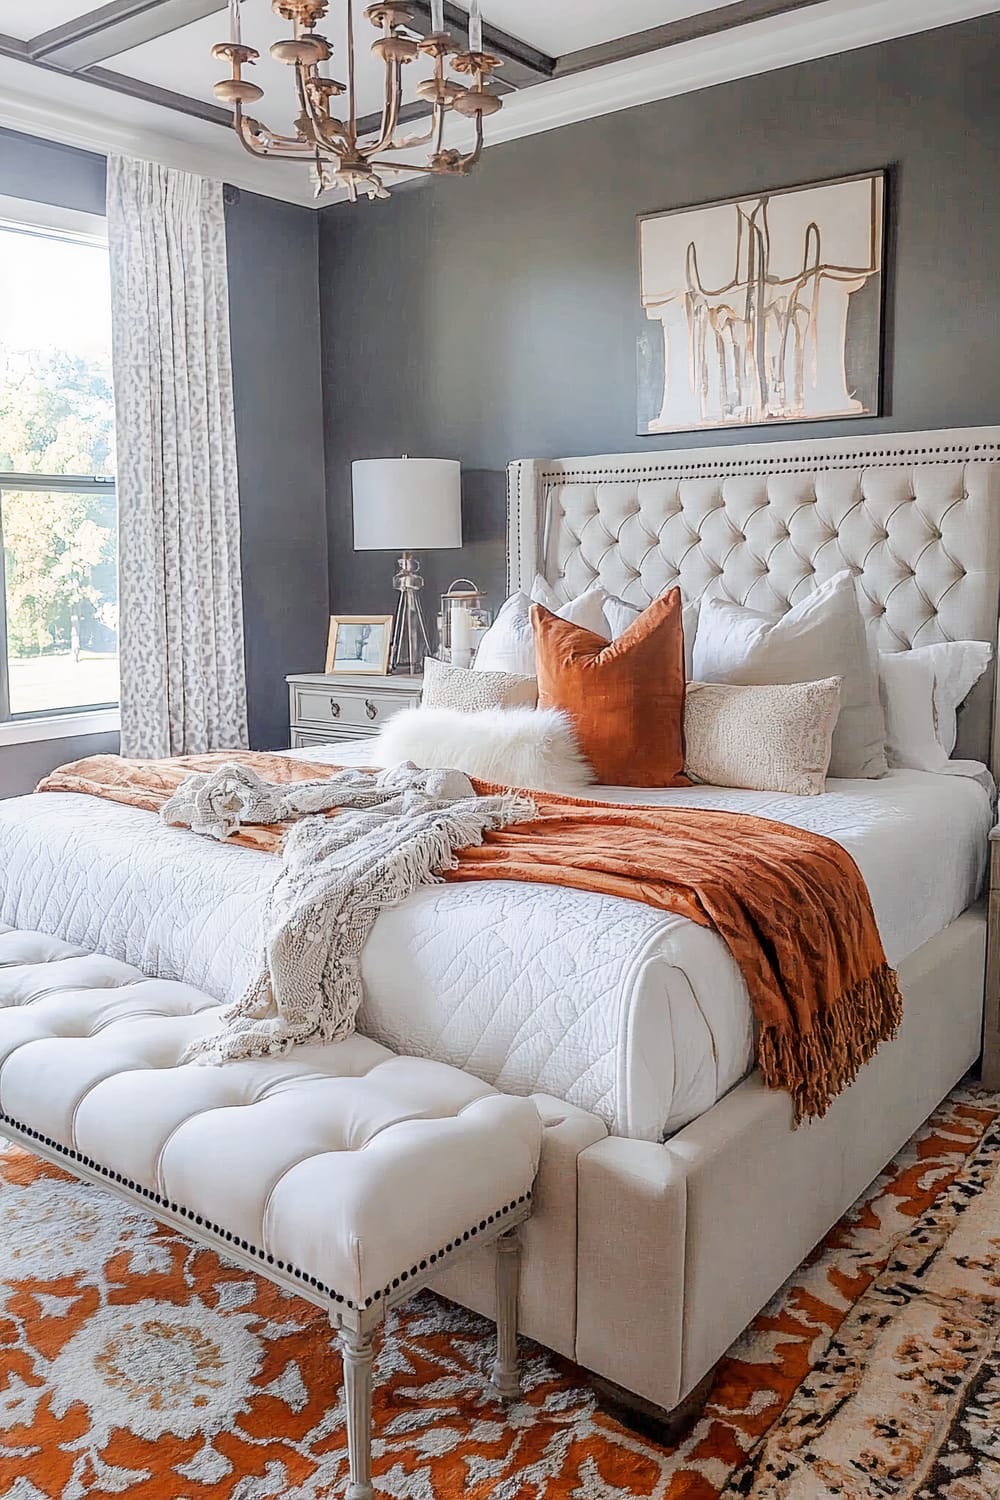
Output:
[{"xmin": 37, "ymin": 751, "xmax": 903, "ymax": 1122}]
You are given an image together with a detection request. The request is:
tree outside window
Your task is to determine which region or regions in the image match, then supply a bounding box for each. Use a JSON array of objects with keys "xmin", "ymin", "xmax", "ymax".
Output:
[{"xmin": 0, "ymin": 209, "xmax": 118, "ymax": 718}]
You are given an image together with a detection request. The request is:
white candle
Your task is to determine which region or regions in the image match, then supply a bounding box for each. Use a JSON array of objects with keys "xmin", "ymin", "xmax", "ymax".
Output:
[
  {"xmin": 451, "ymin": 604, "xmax": 473, "ymax": 654},
  {"xmin": 431, "ymin": 0, "xmax": 444, "ymax": 32},
  {"xmin": 230, "ymin": 0, "xmax": 241, "ymax": 43},
  {"xmin": 468, "ymin": 0, "xmax": 482, "ymax": 52}
]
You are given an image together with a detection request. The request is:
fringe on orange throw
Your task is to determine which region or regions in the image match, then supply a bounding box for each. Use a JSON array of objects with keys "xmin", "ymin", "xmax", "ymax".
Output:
[{"xmin": 37, "ymin": 752, "xmax": 903, "ymax": 1123}]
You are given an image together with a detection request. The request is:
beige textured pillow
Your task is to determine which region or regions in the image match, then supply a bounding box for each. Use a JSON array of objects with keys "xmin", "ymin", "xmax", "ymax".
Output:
[
  {"xmin": 423, "ymin": 655, "xmax": 537, "ymax": 712},
  {"xmin": 692, "ymin": 571, "xmax": 887, "ymax": 779},
  {"xmin": 685, "ymin": 678, "xmax": 842, "ymax": 796}
]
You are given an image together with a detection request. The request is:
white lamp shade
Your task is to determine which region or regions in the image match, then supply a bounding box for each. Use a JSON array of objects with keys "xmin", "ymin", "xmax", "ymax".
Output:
[{"xmin": 352, "ymin": 458, "xmax": 463, "ymax": 552}]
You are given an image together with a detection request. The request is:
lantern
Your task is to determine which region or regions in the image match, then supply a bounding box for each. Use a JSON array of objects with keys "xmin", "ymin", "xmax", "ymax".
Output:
[{"xmin": 438, "ymin": 580, "xmax": 491, "ymax": 668}]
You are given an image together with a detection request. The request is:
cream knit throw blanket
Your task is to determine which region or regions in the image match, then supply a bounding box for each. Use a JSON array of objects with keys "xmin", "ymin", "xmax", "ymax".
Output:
[{"xmin": 168, "ymin": 761, "xmax": 535, "ymax": 1065}]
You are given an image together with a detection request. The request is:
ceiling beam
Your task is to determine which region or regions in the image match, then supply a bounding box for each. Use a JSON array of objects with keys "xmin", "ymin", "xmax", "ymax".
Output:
[
  {"xmin": 0, "ymin": 25, "xmax": 230, "ymax": 129},
  {"xmin": 406, "ymin": 2, "xmax": 555, "ymax": 90},
  {"xmin": 80, "ymin": 64, "xmax": 232, "ymax": 124},
  {"xmin": 0, "ymin": 33, "xmax": 29, "ymax": 63},
  {"xmin": 555, "ymin": 0, "xmax": 833, "ymax": 76},
  {"xmin": 29, "ymin": 0, "xmax": 227, "ymax": 72}
]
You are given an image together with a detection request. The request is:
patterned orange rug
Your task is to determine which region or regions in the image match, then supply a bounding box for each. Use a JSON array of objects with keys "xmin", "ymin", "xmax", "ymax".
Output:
[{"xmin": 0, "ymin": 1087, "xmax": 997, "ymax": 1499}]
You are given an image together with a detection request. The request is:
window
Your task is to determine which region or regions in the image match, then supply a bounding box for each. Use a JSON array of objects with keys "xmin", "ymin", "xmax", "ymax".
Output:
[{"xmin": 0, "ymin": 196, "xmax": 118, "ymax": 722}]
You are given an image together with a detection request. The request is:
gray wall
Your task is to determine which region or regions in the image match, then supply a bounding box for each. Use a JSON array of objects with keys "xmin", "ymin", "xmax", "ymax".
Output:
[
  {"xmin": 320, "ymin": 13, "xmax": 1000, "ymax": 616},
  {"xmin": 225, "ymin": 190, "xmax": 329, "ymax": 748},
  {"xmin": 0, "ymin": 131, "xmax": 329, "ymax": 779}
]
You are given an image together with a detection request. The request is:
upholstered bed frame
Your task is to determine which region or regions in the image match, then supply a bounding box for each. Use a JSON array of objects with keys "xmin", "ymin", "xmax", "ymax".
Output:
[{"xmin": 430, "ymin": 425, "xmax": 1000, "ymax": 1419}]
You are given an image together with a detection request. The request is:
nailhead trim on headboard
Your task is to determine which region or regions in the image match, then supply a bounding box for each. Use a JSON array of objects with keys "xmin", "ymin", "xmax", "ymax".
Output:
[{"xmin": 531, "ymin": 437, "xmax": 1000, "ymax": 486}]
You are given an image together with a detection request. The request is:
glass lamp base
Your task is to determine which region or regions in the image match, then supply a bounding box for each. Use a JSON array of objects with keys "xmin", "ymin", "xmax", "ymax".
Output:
[{"xmin": 390, "ymin": 552, "xmax": 432, "ymax": 675}]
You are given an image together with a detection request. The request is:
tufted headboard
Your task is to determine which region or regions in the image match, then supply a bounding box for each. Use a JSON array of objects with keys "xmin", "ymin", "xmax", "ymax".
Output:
[{"xmin": 507, "ymin": 426, "xmax": 1000, "ymax": 768}]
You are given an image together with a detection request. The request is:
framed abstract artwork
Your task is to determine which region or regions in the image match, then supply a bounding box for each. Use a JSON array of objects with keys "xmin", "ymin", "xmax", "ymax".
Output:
[{"xmin": 637, "ymin": 171, "xmax": 886, "ymax": 436}]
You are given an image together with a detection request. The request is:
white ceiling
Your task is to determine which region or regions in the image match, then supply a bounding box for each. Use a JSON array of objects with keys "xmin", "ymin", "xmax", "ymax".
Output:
[
  {"xmin": 0, "ymin": 0, "xmax": 996, "ymax": 209},
  {"xmin": 473, "ymin": 0, "xmax": 730, "ymax": 56},
  {"xmin": 0, "ymin": 1, "xmax": 86, "ymax": 41}
]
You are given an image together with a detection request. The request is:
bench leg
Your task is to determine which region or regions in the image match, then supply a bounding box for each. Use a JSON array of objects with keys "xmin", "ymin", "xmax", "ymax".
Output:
[
  {"xmin": 490, "ymin": 1228, "xmax": 522, "ymax": 1400},
  {"xmin": 340, "ymin": 1326, "xmax": 375, "ymax": 1500}
]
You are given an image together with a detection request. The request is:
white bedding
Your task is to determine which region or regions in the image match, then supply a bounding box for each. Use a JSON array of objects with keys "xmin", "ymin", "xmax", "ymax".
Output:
[{"xmin": 0, "ymin": 759, "xmax": 989, "ymax": 1141}]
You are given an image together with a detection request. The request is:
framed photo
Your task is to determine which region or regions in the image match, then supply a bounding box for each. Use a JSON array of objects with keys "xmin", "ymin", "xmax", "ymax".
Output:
[
  {"xmin": 325, "ymin": 615, "xmax": 393, "ymax": 675},
  {"xmin": 637, "ymin": 170, "xmax": 886, "ymax": 435}
]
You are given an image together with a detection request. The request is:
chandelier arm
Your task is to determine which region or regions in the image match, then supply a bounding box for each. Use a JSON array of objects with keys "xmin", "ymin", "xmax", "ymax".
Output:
[
  {"xmin": 311, "ymin": 114, "xmax": 355, "ymax": 153},
  {"xmin": 380, "ymin": 118, "xmax": 437, "ymax": 152},
  {"xmin": 234, "ymin": 104, "xmax": 317, "ymax": 159},
  {"xmin": 294, "ymin": 62, "xmax": 346, "ymax": 151},
  {"xmin": 367, "ymin": 108, "xmax": 485, "ymax": 175},
  {"xmin": 462, "ymin": 109, "xmax": 486, "ymax": 169},
  {"xmin": 359, "ymin": 57, "xmax": 404, "ymax": 158},
  {"xmin": 294, "ymin": 62, "xmax": 353, "ymax": 151},
  {"xmin": 433, "ymin": 97, "xmax": 447, "ymax": 156},
  {"xmin": 294, "ymin": 61, "xmax": 319, "ymax": 132},
  {"xmin": 380, "ymin": 96, "xmax": 445, "ymax": 156}
]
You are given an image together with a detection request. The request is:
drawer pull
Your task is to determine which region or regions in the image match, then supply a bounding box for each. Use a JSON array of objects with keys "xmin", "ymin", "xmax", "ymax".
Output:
[
  {"xmin": 365, "ymin": 699, "xmax": 378, "ymax": 721},
  {"xmin": 329, "ymin": 698, "xmax": 341, "ymax": 719}
]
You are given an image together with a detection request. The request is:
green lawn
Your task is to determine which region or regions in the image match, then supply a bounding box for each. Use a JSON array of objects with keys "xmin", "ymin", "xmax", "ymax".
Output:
[{"xmin": 8, "ymin": 652, "xmax": 119, "ymax": 716}]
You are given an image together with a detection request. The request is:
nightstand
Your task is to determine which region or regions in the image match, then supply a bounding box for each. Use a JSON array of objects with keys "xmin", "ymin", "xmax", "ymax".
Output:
[
  {"xmin": 984, "ymin": 825, "xmax": 1000, "ymax": 1089},
  {"xmin": 287, "ymin": 672, "xmax": 423, "ymax": 748}
]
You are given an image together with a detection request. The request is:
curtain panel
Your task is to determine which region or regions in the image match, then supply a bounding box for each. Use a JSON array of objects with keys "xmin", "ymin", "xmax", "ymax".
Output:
[{"xmin": 107, "ymin": 155, "xmax": 249, "ymax": 758}]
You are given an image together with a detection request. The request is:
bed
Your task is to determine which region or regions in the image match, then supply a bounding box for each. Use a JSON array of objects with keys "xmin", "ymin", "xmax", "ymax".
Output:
[
  {"xmin": 0, "ymin": 423, "xmax": 998, "ymax": 1419},
  {"xmin": 5, "ymin": 765, "xmax": 988, "ymax": 1142}
]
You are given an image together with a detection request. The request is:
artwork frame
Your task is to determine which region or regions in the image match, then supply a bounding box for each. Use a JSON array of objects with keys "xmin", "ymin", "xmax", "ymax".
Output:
[
  {"xmin": 325, "ymin": 615, "xmax": 393, "ymax": 675},
  {"xmin": 637, "ymin": 169, "xmax": 887, "ymax": 437}
]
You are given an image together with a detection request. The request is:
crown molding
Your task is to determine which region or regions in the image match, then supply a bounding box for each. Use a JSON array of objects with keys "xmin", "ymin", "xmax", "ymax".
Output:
[
  {"xmin": 0, "ymin": 0, "xmax": 994, "ymax": 211},
  {"xmin": 0, "ymin": 61, "xmax": 316, "ymax": 207}
]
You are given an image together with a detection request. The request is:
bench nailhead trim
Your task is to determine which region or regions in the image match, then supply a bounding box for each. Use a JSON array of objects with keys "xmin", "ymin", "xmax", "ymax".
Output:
[{"xmin": 0, "ymin": 1113, "xmax": 532, "ymax": 1315}]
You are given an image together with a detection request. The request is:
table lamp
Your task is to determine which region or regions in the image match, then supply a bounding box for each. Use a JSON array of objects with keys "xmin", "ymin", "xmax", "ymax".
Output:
[{"xmin": 352, "ymin": 457, "xmax": 463, "ymax": 674}]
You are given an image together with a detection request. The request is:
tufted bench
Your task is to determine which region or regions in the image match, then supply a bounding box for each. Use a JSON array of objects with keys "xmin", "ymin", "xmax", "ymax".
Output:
[{"xmin": 0, "ymin": 928, "xmax": 542, "ymax": 1500}]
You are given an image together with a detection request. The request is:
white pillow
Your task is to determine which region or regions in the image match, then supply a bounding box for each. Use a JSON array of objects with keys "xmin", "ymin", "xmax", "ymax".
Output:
[
  {"xmin": 476, "ymin": 578, "xmax": 699, "ymax": 676},
  {"xmin": 692, "ymin": 572, "xmax": 887, "ymax": 779},
  {"xmin": 376, "ymin": 707, "xmax": 593, "ymax": 792},
  {"xmin": 472, "ymin": 581, "xmax": 608, "ymax": 676},
  {"xmin": 586, "ymin": 590, "xmax": 700, "ymax": 677},
  {"xmin": 923, "ymin": 640, "xmax": 993, "ymax": 757},
  {"xmin": 879, "ymin": 641, "xmax": 992, "ymax": 771},
  {"xmin": 685, "ymin": 678, "xmax": 842, "ymax": 796},
  {"xmin": 422, "ymin": 655, "xmax": 537, "ymax": 711}
]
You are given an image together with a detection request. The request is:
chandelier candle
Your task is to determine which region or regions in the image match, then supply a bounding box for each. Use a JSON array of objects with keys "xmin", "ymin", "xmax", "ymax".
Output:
[
  {"xmin": 212, "ymin": 1, "xmax": 503, "ymax": 203},
  {"xmin": 468, "ymin": 0, "xmax": 482, "ymax": 53}
]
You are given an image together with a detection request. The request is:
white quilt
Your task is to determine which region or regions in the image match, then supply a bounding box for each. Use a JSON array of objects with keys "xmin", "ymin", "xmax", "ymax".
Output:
[{"xmin": 0, "ymin": 761, "xmax": 989, "ymax": 1140}]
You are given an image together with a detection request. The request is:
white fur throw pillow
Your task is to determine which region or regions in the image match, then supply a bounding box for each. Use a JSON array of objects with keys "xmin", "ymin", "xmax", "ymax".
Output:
[
  {"xmin": 377, "ymin": 707, "xmax": 593, "ymax": 792},
  {"xmin": 422, "ymin": 655, "xmax": 537, "ymax": 712},
  {"xmin": 685, "ymin": 677, "xmax": 842, "ymax": 796}
]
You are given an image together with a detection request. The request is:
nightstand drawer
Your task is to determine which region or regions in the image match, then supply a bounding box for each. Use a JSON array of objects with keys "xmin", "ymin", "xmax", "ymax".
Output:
[
  {"xmin": 292, "ymin": 683, "xmax": 418, "ymax": 731},
  {"xmin": 291, "ymin": 728, "xmax": 371, "ymax": 749}
]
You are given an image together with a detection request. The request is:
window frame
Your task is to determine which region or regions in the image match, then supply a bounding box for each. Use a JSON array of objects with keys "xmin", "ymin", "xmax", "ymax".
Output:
[{"xmin": 0, "ymin": 196, "xmax": 119, "ymax": 730}]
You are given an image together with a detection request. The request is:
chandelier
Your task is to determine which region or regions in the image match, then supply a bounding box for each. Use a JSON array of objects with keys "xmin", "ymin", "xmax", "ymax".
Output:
[{"xmin": 212, "ymin": 0, "xmax": 502, "ymax": 201}]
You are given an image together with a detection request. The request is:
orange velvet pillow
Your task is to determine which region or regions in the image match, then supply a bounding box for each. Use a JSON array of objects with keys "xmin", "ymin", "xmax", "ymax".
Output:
[{"xmin": 531, "ymin": 590, "xmax": 689, "ymax": 787}]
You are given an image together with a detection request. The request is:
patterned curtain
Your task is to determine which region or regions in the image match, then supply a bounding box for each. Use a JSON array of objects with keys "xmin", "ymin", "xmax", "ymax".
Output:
[{"xmin": 107, "ymin": 155, "xmax": 249, "ymax": 758}]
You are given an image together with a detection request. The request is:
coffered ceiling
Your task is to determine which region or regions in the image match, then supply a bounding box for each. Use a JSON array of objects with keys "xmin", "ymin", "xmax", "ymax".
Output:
[{"xmin": 0, "ymin": 0, "xmax": 996, "ymax": 207}]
